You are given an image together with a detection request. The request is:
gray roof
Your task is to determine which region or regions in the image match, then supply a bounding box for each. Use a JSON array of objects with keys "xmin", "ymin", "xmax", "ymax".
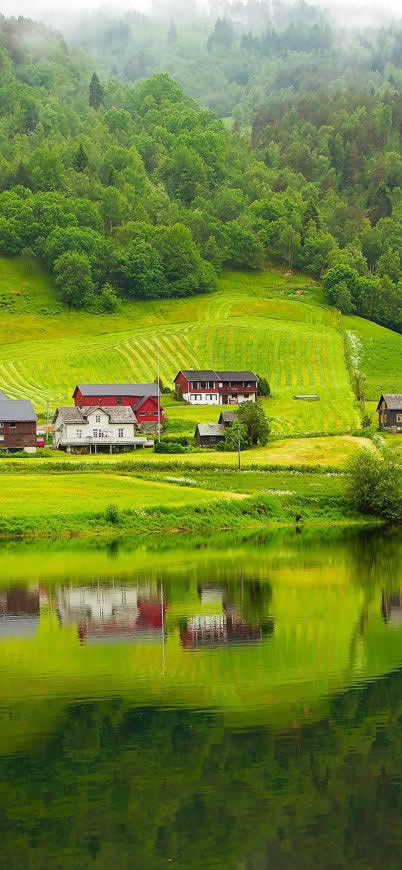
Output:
[
  {"xmin": 0, "ymin": 390, "xmax": 8, "ymax": 400},
  {"xmin": 54, "ymin": 406, "xmax": 136, "ymax": 425},
  {"xmin": 74, "ymin": 383, "xmax": 160, "ymax": 398},
  {"xmin": 176, "ymin": 370, "xmax": 217, "ymax": 381},
  {"xmin": 195, "ymin": 424, "xmax": 225, "ymax": 437},
  {"xmin": 377, "ymin": 394, "xmax": 402, "ymax": 411},
  {"xmin": 219, "ymin": 411, "xmax": 237, "ymax": 423},
  {"xmin": 216, "ymin": 371, "xmax": 258, "ymax": 382},
  {"xmin": 0, "ymin": 399, "xmax": 37, "ymax": 423},
  {"xmin": 176, "ymin": 369, "xmax": 258, "ymax": 383},
  {"xmin": 133, "ymin": 395, "xmax": 158, "ymax": 411}
]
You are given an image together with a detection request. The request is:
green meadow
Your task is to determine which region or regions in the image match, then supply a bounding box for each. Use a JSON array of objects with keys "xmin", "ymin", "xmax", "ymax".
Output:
[{"xmin": 0, "ymin": 257, "xmax": 362, "ymax": 436}]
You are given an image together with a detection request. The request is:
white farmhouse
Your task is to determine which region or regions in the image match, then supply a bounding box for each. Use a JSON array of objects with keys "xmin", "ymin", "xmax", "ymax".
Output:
[{"xmin": 53, "ymin": 406, "xmax": 152, "ymax": 453}]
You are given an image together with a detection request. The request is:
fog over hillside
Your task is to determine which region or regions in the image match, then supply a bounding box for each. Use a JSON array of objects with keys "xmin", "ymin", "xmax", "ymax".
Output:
[{"xmin": 1, "ymin": 0, "xmax": 401, "ymax": 24}]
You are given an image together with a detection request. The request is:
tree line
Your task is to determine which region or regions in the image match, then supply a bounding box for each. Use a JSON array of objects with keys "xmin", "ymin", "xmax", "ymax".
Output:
[{"xmin": 0, "ymin": 15, "xmax": 400, "ymax": 331}]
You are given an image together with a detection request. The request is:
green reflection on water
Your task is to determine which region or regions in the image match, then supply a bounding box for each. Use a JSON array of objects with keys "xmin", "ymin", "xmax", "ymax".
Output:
[{"xmin": 0, "ymin": 527, "xmax": 401, "ymax": 869}]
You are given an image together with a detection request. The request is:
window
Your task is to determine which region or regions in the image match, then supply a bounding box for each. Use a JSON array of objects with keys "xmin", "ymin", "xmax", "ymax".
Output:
[
  {"xmin": 117, "ymin": 397, "xmax": 123, "ymax": 406},
  {"xmin": 9, "ymin": 423, "xmax": 16, "ymax": 428},
  {"xmin": 95, "ymin": 415, "xmax": 101, "ymax": 423},
  {"xmin": 0, "ymin": 423, "xmax": 3, "ymax": 428},
  {"xmin": 140, "ymin": 412, "xmax": 145, "ymax": 417},
  {"xmin": 76, "ymin": 429, "xmax": 82, "ymax": 439},
  {"xmin": 93, "ymin": 429, "xmax": 98, "ymax": 438},
  {"xmin": 118, "ymin": 428, "xmax": 124, "ymax": 438},
  {"xmin": 397, "ymin": 415, "xmax": 402, "ymax": 423}
]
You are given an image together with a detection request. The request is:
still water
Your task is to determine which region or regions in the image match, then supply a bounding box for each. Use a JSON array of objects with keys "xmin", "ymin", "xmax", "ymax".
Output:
[{"xmin": 0, "ymin": 526, "xmax": 401, "ymax": 869}]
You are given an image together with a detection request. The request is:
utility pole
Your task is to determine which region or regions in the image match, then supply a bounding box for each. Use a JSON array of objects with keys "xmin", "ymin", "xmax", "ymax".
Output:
[
  {"xmin": 157, "ymin": 344, "xmax": 161, "ymax": 443},
  {"xmin": 46, "ymin": 400, "xmax": 50, "ymax": 444},
  {"xmin": 238, "ymin": 430, "xmax": 241, "ymax": 472}
]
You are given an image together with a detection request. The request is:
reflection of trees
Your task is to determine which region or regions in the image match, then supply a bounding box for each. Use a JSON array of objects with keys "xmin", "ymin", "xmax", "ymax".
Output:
[{"xmin": 2, "ymin": 667, "xmax": 402, "ymax": 869}]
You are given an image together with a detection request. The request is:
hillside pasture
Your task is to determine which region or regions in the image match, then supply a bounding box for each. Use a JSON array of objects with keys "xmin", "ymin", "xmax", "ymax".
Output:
[
  {"xmin": 344, "ymin": 314, "xmax": 402, "ymax": 400},
  {"xmin": 0, "ymin": 261, "xmax": 361, "ymax": 437}
]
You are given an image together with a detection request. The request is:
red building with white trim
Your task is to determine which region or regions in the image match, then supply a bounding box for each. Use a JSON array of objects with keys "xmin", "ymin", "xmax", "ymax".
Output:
[
  {"xmin": 73, "ymin": 383, "xmax": 164, "ymax": 430},
  {"xmin": 174, "ymin": 370, "xmax": 258, "ymax": 405}
]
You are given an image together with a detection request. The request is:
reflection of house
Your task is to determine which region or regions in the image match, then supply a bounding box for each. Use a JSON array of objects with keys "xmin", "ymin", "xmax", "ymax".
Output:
[
  {"xmin": 382, "ymin": 591, "xmax": 402, "ymax": 624},
  {"xmin": 180, "ymin": 583, "xmax": 273, "ymax": 649},
  {"xmin": 56, "ymin": 585, "xmax": 166, "ymax": 644},
  {"xmin": 180, "ymin": 615, "xmax": 269, "ymax": 648},
  {"xmin": 0, "ymin": 586, "xmax": 40, "ymax": 638}
]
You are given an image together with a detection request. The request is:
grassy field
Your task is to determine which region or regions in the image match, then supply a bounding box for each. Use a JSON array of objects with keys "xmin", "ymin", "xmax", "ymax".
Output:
[
  {"xmin": 0, "ymin": 472, "xmax": 236, "ymax": 518},
  {"xmin": 0, "ymin": 257, "xmax": 362, "ymax": 436},
  {"xmin": 344, "ymin": 314, "xmax": 402, "ymax": 401},
  {"xmin": 0, "ymin": 434, "xmax": 374, "ymax": 471}
]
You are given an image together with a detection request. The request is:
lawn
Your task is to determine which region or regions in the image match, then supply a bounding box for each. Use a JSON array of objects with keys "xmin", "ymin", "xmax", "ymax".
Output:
[
  {"xmin": 149, "ymin": 469, "xmax": 346, "ymax": 498},
  {"xmin": 344, "ymin": 314, "xmax": 402, "ymax": 400},
  {"xmin": 0, "ymin": 258, "xmax": 361, "ymax": 435},
  {"xmin": 0, "ymin": 473, "xmax": 231, "ymax": 517},
  {"xmin": 0, "ymin": 434, "xmax": 374, "ymax": 472}
]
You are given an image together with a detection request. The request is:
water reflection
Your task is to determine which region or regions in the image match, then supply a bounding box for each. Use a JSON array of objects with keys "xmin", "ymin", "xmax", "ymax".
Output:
[
  {"xmin": 56, "ymin": 584, "xmax": 166, "ymax": 644},
  {"xmin": 180, "ymin": 583, "xmax": 274, "ymax": 649},
  {"xmin": 0, "ymin": 585, "xmax": 40, "ymax": 638},
  {"xmin": 0, "ymin": 528, "xmax": 401, "ymax": 869}
]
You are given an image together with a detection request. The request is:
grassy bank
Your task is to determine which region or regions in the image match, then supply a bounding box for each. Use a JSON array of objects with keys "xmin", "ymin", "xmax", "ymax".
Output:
[
  {"xmin": 0, "ymin": 493, "xmax": 373, "ymax": 539},
  {"xmin": 0, "ymin": 462, "xmax": 378, "ymax": 539}
]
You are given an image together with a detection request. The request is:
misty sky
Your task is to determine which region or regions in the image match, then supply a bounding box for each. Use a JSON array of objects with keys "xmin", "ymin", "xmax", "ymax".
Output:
[{"xmin": 1, "ymin": 0, "xmax": 401, "ymax": 21}]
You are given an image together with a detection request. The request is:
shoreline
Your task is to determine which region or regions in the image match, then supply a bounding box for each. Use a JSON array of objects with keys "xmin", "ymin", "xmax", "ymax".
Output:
[{"xmin": 0, "ymin": 497, "xmax": 384, "ymax": 541}]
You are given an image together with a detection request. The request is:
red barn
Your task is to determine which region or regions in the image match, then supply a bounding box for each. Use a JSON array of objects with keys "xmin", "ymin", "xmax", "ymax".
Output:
[{"xmin": 73, "ymin": 384, "xmax": 164, "ymax": 432}]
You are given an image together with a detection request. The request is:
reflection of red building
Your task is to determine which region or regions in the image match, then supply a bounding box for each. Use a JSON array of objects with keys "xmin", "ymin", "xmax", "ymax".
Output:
[
  {"xmin": 78, "ymin": 599, "xmax": 167, "ymax": 644},
  {"xmin": 180, "ymin": 615, "xmax": 267, "ymax": 649},
  {"xmin": 56, "ymin": 585, "xmax": 167, "ymax": 645}
]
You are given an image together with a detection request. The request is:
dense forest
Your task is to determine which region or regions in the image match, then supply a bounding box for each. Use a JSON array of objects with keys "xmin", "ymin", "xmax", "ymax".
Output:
[
  {"xmin": 0, "ymin": 9, "xmax": 401, "ymax": 331},
  {"xmin": 66, "ymin": 1, "xmax": 402, "ymax": 123}
]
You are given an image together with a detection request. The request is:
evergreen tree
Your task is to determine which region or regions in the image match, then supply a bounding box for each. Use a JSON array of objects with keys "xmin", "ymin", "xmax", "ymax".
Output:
[
  {"xmin": 89, "ymin": 72, "xmax": 104, "ymax": 110},
  {"xmin": 73, "ymin": 144, "xmax": 88, "ymax": 173}
]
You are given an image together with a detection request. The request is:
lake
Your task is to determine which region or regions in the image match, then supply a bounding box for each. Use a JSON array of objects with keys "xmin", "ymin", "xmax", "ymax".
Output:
[{"xmin": 0, "ymin": 525, "xmax": 401, "ymax": 869}]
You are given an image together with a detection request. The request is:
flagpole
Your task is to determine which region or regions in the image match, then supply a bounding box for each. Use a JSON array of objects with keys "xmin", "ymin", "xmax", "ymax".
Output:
[{"xmin": 157, "ymin": 344, "xmax": 161, "ymax": 443}]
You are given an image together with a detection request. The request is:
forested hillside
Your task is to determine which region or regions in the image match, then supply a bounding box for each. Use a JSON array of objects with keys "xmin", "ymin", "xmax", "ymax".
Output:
[
  {"xmin": 0, "ymin": 12, "xmax": 401, "ymax": 332},
  {"xmin": 66, "ymin": 1, "xmax": 402, "ymax": 123}
]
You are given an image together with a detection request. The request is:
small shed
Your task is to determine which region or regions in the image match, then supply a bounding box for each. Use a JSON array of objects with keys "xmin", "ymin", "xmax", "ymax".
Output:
[
  {"xmin": 218, "ymin": 411, "xmax": 236, "ymax": 428},
  {"xmin": 195, "ymin": 423, "xmax": 225, "ymax": 447},
  {"xmin": 376, "ymin": 394, "xmax": 402, "ymax": 432}
]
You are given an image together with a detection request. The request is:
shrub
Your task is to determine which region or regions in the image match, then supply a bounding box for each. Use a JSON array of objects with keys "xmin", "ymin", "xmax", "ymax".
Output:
[
  {"xmin": 361, "ymin": 412, "xmax": 373, "ymax": 429},
  {"xmin": 346, "ymin": 447, "xmax": 402, "ymax": 523},
  {"xmin": 175, "ymin": 383, "xmax": 183, "ymax": 401},
  {"xmin": 160, "ymin": 435, "xmax": 189, "ymax": 446},
  {"xmin": 105, "ymin": 503, "xmax": 120, "ymax": 524},
  {"xmin": 154, "ymin": 441, "xmax": 185, "ymax": 453}
]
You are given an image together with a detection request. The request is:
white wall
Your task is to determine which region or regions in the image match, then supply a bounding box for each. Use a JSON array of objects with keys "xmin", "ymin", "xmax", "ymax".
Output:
[{"xmin": 54, "ymin": 409, "xmax": 136, "ymax": 446}]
